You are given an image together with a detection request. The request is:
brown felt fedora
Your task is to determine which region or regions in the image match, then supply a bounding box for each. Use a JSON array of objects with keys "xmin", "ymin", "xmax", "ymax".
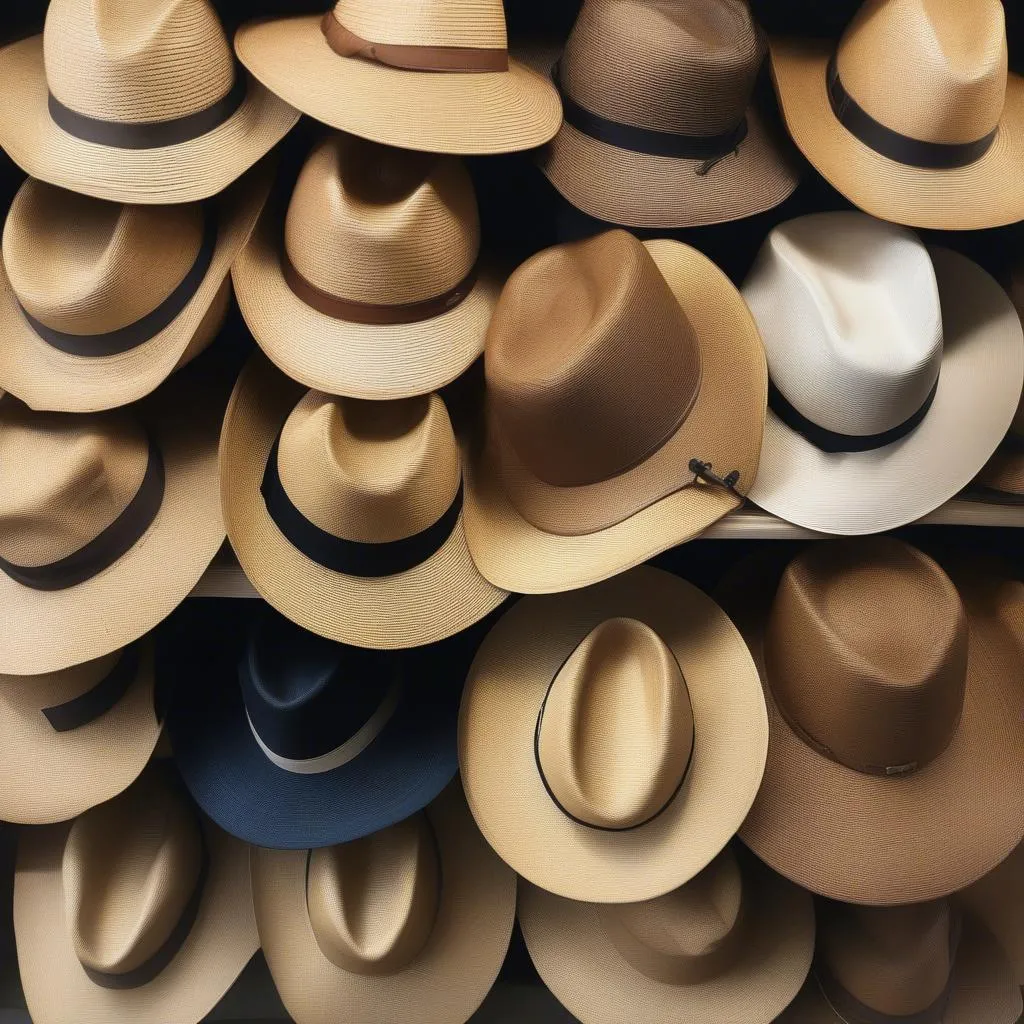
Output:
[{"xmin": 464, "ymin": 229, "xmax": 766, "ymax": 595}]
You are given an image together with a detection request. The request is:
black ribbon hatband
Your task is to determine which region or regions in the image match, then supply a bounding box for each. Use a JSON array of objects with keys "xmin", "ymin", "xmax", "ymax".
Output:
[{"xmin": 42, "ymin": 642, "xmax": 142, "ymax": 733}]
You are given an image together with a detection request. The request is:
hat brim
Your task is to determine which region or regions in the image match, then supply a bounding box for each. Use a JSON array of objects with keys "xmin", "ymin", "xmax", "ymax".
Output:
[
  {"xmin": 459, "ymin": 565, "xmax": 768, "ymax": 903},
  {"xmin": 0, "ymin": 36, "xmax": 299, "ymax": 205},
  {"xmin": 251, "ymin": 783, "xmax": 516, "ymax": 1024},
  {"xmin": 234, "ymin": 16, "xmax": 563, "ymax": 156},
  {"xmin": 746, "ymin": 247, "xmax": 1024, "ymax": 535},
  {"xmin": 970, "ymin": 449, "xmax": 1024, "ymax": 503},
  {"xmin": 463, "ymin": 239, "xmax": 766, "ymax": 595}
]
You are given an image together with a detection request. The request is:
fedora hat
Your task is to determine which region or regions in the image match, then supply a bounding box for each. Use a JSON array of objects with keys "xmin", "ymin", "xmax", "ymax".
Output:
[
  {"xmin": 234, "ymin": 0, "xmax": 562, "ymax": 155},
  {"xmin": 459, "ymin": 565, "xmax": 768, "ymax": 903},
  {"xmin": 769, "ymin": 0, "xmax": 1024, "ymax": 230},
  {"xmin": 464, "ymin": 229, "xmax": 765, "ymax": 595},
  {"xmin": 0, "ymin": 0, "xmax": 299, "ymax": 205},
  {"xmin": 0, "ymin": 166, "xmax": 271, "ymax": 413},
  {"xmin": 233, "ymin": 134, "xmax": 500, "ymax": 400},
  {"xmin": 742, "ymin": 212, "xmax": 1024, "ymax": 535},
  {"xmin": 716, "ymin": 537, "xmax": 1024, "ymax": 905},
  {"xmin": 14, "ymin": 766, "xmax": 259, "ymax": 1024},
  {"xmin": 251, "ymin": 783, "xmax": 516, "ymax": 1024},
  {"xmin": 778, "ymin": 900, "xmax": 1022, "ymax": 1024},
  {"xmin": 220, "ymin": 352, "xmax": 506, "ymax": 648},
  {"xmin": 539, "ymin": 0, "xmax": 799, "ymax": 229},
  {"xmin": 519, "ymin": 845, "xmax": 813, "ymax": 1024}
]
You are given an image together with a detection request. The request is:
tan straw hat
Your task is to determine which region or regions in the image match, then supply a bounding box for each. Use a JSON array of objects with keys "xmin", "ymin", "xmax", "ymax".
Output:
[
  {"xmin": 459, "ymin": 565, "xmax": 768, "ymax": 903},
  {"xmin": 717, "ymin": 537, "xmax": 1024, "ymax": 906},
  {"xmin": 0, "ymin": 0, "xmax": 299, "ymax": 205},
  {"xmin": 220, "ymin": 353, "xmax": 506, "ymax": 648},
  {"xmin": 234, "ymin": 0, "xmax": 562, "ymax": 155},
  {"xmin": 539, "ymin": 0, "xmax": 799, "ymax": 229},
  {"xmin": 769, "ymin": 0, "xmax": 1024, "ymax": 230},
  {"xmin": 250, "ymin": 783, "xmax": 516, "ymax": 1024},
  {"xmin": 14, "ymin": 765, "xmax": 259, "ymax": 1024},
  {"xmin": 464, "ymin": 229, "xmax": 766, "ymax": 595},
  {"xmin": 234, "ymin": 134, "xmax": 500, "ymax": 400}
]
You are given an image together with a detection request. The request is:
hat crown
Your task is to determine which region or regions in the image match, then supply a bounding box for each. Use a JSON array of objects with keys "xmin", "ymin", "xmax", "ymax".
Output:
[
  {"xmin": 0, "ymin": 647, "xmax": 123, "ymax": 708},
  {"xmin": 331, "ymin": 0, "xmax": 507, "ymax": 50},
  {"xmin": 307, "ymin": 813, "xmax": 440, "ymax": 975},
  {"xmin": 286, "ymin": 135, "xmax": 479, "ymax": 308},
  {"xmin": 43, "ymin": 0, "xmax": 236, "ymax": 124},
  {"xmin": 3, "ymin": 179, "xmax": 204, "ymax": 335},
  {"xmin": 486, "ymin": 230, "xmax": 702, "ymax": 488},
  {"xmin": 836, "ymin": 0, "xmax": 1007, "ymax": 146},
  {"xmin": 765, "ymin": 538, "xmax": 967, "ymax": 775},
  {"xmin": 537, "ymin": 617, "xmax": 694, "ymax": 830}
]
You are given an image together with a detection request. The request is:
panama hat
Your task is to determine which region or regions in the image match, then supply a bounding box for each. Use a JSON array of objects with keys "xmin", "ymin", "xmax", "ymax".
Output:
[
  {"xmin": 14, "ymin": 765, "xmax": 259, "ymax": 1024},
  {"xmin": 464, "ymin": 229, "xmax": 765, "ymax": 595},
  {"xmin": 741, "ymin": 212, "xmax": 1024, "ymax": 535},
  {"xmin": 234, "ymin": 133, "xmax": 500, "ymax": 400},
  {"xmin": 716, "ymin": 537, "xmax": 1024, "ymax": 905},
  {"xmin": 769, "ymin": 0, "xmax": 1024, "ymax": 230},
  {"xmin": 460, "ymin": 565, "xmax": 767, "ymax": 903},
  {"xmin": 251, "ymin": 782, "xmax": 516, "ymax": 1024},
  {"xmin": 539, "ymin": 0, "xmax": 799, "ymax": 229}
]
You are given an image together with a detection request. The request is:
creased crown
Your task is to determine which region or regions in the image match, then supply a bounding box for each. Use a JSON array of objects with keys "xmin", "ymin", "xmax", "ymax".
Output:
[{"xmin": 331, "ymin": 0, "xmax": 506, "ymax": 50}]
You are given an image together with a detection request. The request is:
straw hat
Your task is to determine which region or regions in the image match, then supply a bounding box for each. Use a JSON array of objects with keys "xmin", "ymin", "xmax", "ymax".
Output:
[
  {"xmin": 520, "ymin": 845, "xmax": 813, "ymax": 1024},
  {"xmin": 777, "ymin": 901, "xmax": 1022, "ymax": 1024},
  {"xmin": 234, "ymin": 0, "xmax": 562, "ymax": 155},
  {"xmin": 0, "ymin": 166, "xmax": 271, "ymax": 413},
  {"xmin": 769, "ymin": 0, "xmax": 1024, "ymax": 230},
  {"xmin": 234, "ymin": 134, "xmax": 500, "ymax": 400},
  {"xmin": 220, "ymin": 352, "xmax": 506, "ymax": 648},
  {"xmin": 0, "ymin": 0, "xmax": 299, "ymax": 205},
  {"xmin": 14, "ymin": 766, "xmax": 259, "ymax": 1024},
  {"xmin": 251, "ymin": 783, "xmax": 516, "ymax": 1024},
  {"xmin": 539, "ymin": 0, "xmax": 799, "ymax": 229},
  {"xmin": 742, "ymin": 212, "xmax": 1024, "ymax": 535},
  {"xmin": 716, "ymin": 537, "xmax": 1024, "ymax": 905},
  {"xmin": 464, "ymin": 229, "xmax": 765, "ymax": 595},
  {"xmin": 459, "ymin": 565, "xmax": 767, "ymax": 903}
]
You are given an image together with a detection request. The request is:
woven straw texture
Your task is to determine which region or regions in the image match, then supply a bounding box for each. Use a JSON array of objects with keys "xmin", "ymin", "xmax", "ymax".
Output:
[{"xmin": 332, "ymin": 0, "xmax": 506, "ymax": 48}]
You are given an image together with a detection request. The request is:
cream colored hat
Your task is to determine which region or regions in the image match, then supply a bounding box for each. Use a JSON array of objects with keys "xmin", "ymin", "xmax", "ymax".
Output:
[
  {"xmin": 742, "ymin": 212, "xmax": 1024, "ymax": 535},
  {"xmin": 769, "ymin": 0, "xmax": 1024, "ymax": 230},
  {"xmin": 459, "ymin": 565, "xmax": 768, "ymax": 903},
  {"xmin": 250, "ymin": 783, "xmax": 516, "ymax": 1024},
  {"xmin": 464, "ymin": 229, "xmax": 766, "ymax": 595},
  {"xmin": 234, "ymin": 134, "xmax": 500, "ymax": 400},
  {"xmin": 0, "ymin": 0, "xmax": 298, "ymax": 205},
  {"xmin": 14, "ymin": 766, "xmax": 259, "ymax": 1024},
  {"xmin": 235, "ymin": 0, "xmax": 562, "ymax": 155}
]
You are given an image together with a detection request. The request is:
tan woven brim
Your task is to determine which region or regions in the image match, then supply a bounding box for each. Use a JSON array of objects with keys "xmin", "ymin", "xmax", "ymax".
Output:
[
  {"xmin": 235, "ymin": 16, "xmax": 563, "ymax": 155},
  {"xmin": 15, "ymin": 812, "xmax": 258, "ymax": 1024},
  {"xmin": 770, "ymin": 37, "xmax": 1024, "ymax": 230},
  {"xmin": 251, "ymin": 784, "xmax": 516, "ymax": 1024},
  {"xmin": 232, "ymin": 208, "xmax": 500, "ymax": 400},
  {"xmin": 220, "ymin": 353, "xmax": 507, "ymax": 649},
  {"xmin": 748, "ymin": 248, "xmax": 1024, "ymax": 534},
  {"xmin": 0, "ymin": 36, "xmax": 299, "ymax": 205},
  {"xmin": 464, "ymin": 239, "xmax": 765, "ymax": 595},
  {"xmin": 971, "ymin": 450, "xmax": 1024, "ymax": 502},
  {"xmin": 459, "ymin": 566, "xmax": 768, "ymax": 903}
]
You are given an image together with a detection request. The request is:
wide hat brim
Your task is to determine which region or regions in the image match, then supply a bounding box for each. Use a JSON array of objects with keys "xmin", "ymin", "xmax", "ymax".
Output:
[
  {"xmin": 459, "ymin": 565, "xmax": 768, "ymax": 904},
  {"xmin": 251, "ymin": 783, "xmax": 517, "ymax": 1024},
  {"xmin": 0, "ymin": 36, "xmax": 299, "ymax": 205},
  {"xmin": 746, "ymin": 247, "xmax": 1024, "ymax": 535},
  {"xmin": 970, "ymin": 446, "xmax": 1024, "ymax": 503}
]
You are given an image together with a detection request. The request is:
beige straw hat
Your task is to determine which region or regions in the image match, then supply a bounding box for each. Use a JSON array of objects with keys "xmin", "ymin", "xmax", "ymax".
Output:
[
  {"xmin": 14, "ymin": 766, "xmax": 259, "ymax": 1024},
  {"xmin": 539, "ymin": 0, "xmax": 799, "ymax": 229},
  {"xmin": 234, "ymin": 134, "xmax": 500, "ymax": 400},
  {"xmin": 250, "ymin": 783, "xmax": 516, "ymax": 1024},
  {"xmin": 769, "ymin": 0, "xmax": 1024, "ymax": 230},
  {"xmin": 464, "ymin": 229, "xmax": 766, "ymax": 595},
  {"xmin": 717, "ymin": 537, "xmax": 1024, "ymax": 906},
  {"xmin": 220, "ymin": 353, "xmax": 506, "ymax": 649},
  {"xmin": 234, "ymin": 0, "xmax": 562, "ymax": 155},
  {"xmin": 459, "ymin": 565, "xmax": 768, "ymax": 904},
  {"xmin": 742, "ymin": 212, "xmax": 1024, "ymax": 535},
  {"xmin": 0, "ymin": 0, "xmax": 299, "ymax": 205}
]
